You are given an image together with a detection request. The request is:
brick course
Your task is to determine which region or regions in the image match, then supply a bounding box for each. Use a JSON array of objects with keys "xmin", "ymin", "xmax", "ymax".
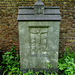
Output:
[{"xmin": 0, "ymin": 0, "xmax": 75, "ymax": 56}]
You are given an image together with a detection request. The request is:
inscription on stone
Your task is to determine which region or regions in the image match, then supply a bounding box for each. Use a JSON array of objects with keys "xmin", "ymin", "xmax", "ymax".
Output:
[{"xmin": 30, "ymin": 27, "xmax": 48, "ymax": 55}]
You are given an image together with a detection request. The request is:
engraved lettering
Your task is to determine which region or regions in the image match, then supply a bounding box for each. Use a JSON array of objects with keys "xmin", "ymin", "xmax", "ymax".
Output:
[{"xmin": 30, "ymin": 28, "xmax": 48, "ymax": 55}]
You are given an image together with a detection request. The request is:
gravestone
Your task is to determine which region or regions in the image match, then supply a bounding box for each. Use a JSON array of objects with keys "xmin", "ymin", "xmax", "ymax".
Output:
[{"xmin": 17, "ymin": 0, "xmax": 61, "ymax": 73}]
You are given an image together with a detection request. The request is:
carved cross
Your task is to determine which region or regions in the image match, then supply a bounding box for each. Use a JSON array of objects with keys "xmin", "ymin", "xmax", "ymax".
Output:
[
  {"xmin": 30, "ymin": 28, "xmax": 48, "ymax": 51},
  {"xmin": 34, "ymin": 0, "xmax": 44, "ymax": 15}
]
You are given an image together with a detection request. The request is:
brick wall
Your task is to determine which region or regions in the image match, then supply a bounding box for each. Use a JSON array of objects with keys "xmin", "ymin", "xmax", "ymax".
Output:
[{"xmin": 0, "ymin": 0, "xmax": 75, "ymax": 56}]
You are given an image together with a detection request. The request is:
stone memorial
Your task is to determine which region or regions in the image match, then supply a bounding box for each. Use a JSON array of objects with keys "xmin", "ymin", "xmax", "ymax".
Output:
[{"xmin": 17, "ymin": 0, "xmax": 61, "ymax": 73}]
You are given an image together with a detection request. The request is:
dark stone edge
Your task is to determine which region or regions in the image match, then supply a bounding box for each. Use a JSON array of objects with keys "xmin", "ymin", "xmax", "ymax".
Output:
[
  {"xmin": 18, "ymin": 13, "xmax": 61, "ymax": 15},
  {"xmin": 18, "ymin": 6, "xmax": 60, "ymax": 9},
  {"xmin": 20, "ymin": 68, "xmax": 57, "ymax": 73},
  {"xmin": 17, "ymin": 20, "xmax": 61, "ymax": 21}
]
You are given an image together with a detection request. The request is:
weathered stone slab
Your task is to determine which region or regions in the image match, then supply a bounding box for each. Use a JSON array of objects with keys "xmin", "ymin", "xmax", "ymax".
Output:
[
  {"xmin": 18, "ymin": 0, "xmax": 61, "ymax": 73},
  {"xmin": 18, "ymin": 21, "xmax": 60, "ymax": 72}
]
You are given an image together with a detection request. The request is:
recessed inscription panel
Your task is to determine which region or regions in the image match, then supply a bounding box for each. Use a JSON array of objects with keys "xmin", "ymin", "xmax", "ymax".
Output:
[{"xmin": 30, "ymin": 27, "xmax": 48, "ymax": 55}]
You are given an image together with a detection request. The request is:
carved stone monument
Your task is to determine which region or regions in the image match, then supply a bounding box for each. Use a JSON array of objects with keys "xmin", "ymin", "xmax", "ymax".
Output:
[{"xmin": 17, "ymin": 0, "xmax": 61, "ymax": 73}]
